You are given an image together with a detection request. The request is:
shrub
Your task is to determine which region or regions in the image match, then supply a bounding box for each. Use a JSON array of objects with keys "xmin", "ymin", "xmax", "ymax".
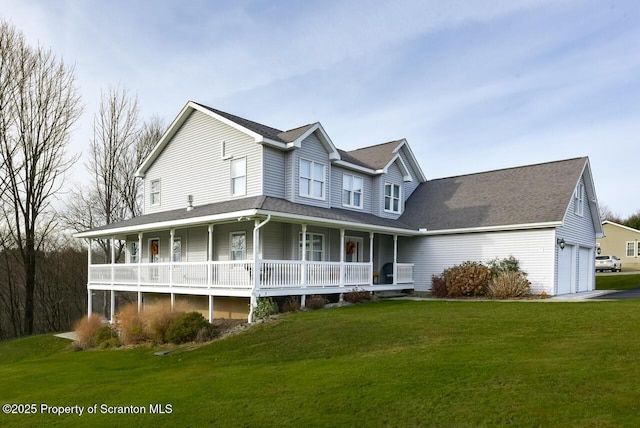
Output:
[
  {"xmin": 93, "ymin": 325, "xmax": 119, "ymax": 347},
  {"xmin": 282, "ymin": 296, "xmax": 301, "ymax": 313},
  {"xmin": 254, "ymin": 297, "xmax": 279, "ymax": 319},
  {"xmin": 445, "ymin": 261, "xmax": 492, "ymax": 297},
  {"xmin": 143, "ymin": 303, "xmax": 182, "ymax": 343},
  {"xmin": 98, "ymin": 337, "xmax": 122, "ymax": 349},
  {"xmin": 430, "ymin": 274, "xmax": 448, "ymax": 298},
  {"xmin": 116, "ymin": 303, "xmax": 148, "ymax": 345},
  {"xmin": 486, "ymin": 271, "xmax": 531, "ymax": 299},
  {"xmin": 343, "ymin": 288, "xmax": 372, "ymax": 304},
  {"xmin": 305, "ymin": 294, "xmax": 328, "ymax": 310},
  {"xmin": 166, "ymin": 312, "xmax": 213, "ymax": 344},
  {"xmin": 486, "ymin": 256, "xmax": 526, "ymax": 277},
  {"xmin": 73, "ymin": 314, "xmax": 104, "ymax": 349}
]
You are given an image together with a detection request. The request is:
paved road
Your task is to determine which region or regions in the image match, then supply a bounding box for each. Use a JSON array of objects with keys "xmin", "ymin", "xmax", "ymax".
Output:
[{"xmin": 592, "ymin": 286, "xmax": 640, "ymax": 300}]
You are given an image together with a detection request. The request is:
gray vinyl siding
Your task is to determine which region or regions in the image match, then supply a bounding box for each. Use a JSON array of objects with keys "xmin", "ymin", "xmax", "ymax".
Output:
[
  {"xmin": 143, "ymin": 110, "xmax": 262, "ymax": 214},
  {"xmin": 183, "ymin": 226, "xmax": 207, "ymax": 262},
  {"xmin": 263, "ymin": 147, "xmax": 286, "ymax": 198},
  {"xmin": 260, "ymin": 222, "xmax": 286, "ymax": 260},
  {"xmin": 330, "ymin": 166, "xmax": 373, "ymax": 213},
  {"xmin": 214, "ymin": 222, "xmax": 254, "ymax": 261},
  {"xmin": 554, "ymin": 176, "xmax": 597, "ymax": 293},
  {"xmin": 400, "ymin": 230, "xmax": 557, "ymax": 294},
  {"xmin": 291, "ymin": 133, "xmax": 331, "ymax": 209}
]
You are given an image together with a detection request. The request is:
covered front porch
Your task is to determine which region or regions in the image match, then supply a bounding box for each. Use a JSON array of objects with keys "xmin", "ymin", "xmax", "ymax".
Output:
[{"xmin": 81, "ymin": 214, "xmax": 416, "ymax": 322}]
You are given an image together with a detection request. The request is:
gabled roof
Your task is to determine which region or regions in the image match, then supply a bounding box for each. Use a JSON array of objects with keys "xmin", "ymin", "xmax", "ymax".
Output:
[
  {"xmin": 340, "ymin": 140, "xmax": 427, "ymax": 182},
  {"xmin": 75, "ymin": 196, "xmax": 417, "ymax": 238},
  {"xmin": 602, "ymin": 220, "xmax": 640, "ymax": 235},
  {"xmin": 401, "ymin": 157, "xmax": 601, "ymax": 234}
]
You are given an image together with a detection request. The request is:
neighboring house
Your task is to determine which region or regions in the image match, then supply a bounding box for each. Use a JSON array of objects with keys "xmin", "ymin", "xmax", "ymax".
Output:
[
  {"xmin": 597, "ymin": 221, "xmax": 640, "ymax": 271},
  {"xmin": 74, "ymin": 101, "xmax": 604, "ymax": 322}
]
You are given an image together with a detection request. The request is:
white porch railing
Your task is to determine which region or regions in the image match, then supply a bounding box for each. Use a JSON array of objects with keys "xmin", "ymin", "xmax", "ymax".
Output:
[{"xmin": 87, "ymin": 260, "xmax": 414, "ymax": 290}]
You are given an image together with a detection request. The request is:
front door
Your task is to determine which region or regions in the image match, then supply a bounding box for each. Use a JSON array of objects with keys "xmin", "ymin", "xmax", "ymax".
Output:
[{"xmin": 345, "ymin": 236, "xmax": 364, "ymax": 262}]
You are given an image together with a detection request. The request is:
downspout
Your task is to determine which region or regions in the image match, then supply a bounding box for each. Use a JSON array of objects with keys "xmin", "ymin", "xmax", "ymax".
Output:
[{"xmin": 248, "ymin": 215, "xmax": 272, "ymax": 323}]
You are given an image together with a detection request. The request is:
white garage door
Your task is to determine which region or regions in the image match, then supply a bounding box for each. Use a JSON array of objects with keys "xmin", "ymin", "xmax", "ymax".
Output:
[
  {"xmin": 577, "ymin": 247, "xmax": 591, "ymax": 292},
  {"xmin": 557, "ymin": 244, "xmax": 574, "ymax": 295}
]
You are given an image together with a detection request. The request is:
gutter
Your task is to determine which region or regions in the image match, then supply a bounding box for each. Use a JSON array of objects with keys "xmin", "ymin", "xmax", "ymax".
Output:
[{"xmin": 248, "ymin": 215, "xmax": 272, "ymax": 323}]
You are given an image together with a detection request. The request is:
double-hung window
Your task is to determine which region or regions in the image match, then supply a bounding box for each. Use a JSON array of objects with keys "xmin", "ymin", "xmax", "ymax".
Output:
[
  {"xmin": 150, "ymin": 179, "xmax": 161, "ymax": 206},
  {"xmin": 574, "ymin": 183, "xmax": 584, "ymax": 216},
  {"xmin": 299, "ymin": 232, "xmax": 324, "ymax": 261},
  {"xmin": 343, "ymin": 174, "xmax": 363, "ymax": 208},
  {"xmin": 231, "ymin": 157, "xmax": 246, "ymax": 196},
  {"xmin": 384, "ymin": 183, "xmax": 401, "ymax": 213},
  {"xmin": 230, "ymin": 232, "xmax": 246, "ymax": 261},
  {"xmin": 172, "ymin": 238, "xmax": 182, "ymax": 262},
  {"xmin": 299, "ymin": 159, "xmax": 325, "ymax": 199},
  {"xmin": 130, "ymin": 242, "xmax": 139, "ymax": 264},
  {"xmin": 627, "ymin": 242, "xmax": 636, "ymax": 258}
]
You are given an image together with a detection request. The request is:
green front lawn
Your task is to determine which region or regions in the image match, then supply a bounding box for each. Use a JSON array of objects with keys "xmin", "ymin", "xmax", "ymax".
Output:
[
  {"xmin": 2, "ymin": 300, "xmax": 640, "ymax": 427},
  {"xmin": 596, "ymin": 273, "xmax": 640, "ymax": 290}
]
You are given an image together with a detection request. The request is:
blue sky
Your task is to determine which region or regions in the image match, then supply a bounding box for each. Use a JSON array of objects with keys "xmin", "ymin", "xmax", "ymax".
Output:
[{"xmin": 2, "ymin": 0, "xmax": 639, "ymax": 217}]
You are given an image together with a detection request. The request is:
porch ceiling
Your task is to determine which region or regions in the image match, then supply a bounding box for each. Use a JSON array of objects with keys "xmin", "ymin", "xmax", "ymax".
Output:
[{"xmin": 74, "ymin": 196, "xmax": 419, "ymax": 238}]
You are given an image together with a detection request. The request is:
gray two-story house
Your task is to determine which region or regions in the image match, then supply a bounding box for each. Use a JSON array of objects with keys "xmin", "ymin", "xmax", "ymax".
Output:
[{"xmin": 76, "ymin": 101, "xmax": 603, "ymax": 322}]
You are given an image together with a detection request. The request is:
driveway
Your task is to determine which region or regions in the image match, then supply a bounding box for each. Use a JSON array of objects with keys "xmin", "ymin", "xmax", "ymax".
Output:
[{"xmin": 591, "ymin": 286, "xmax": 640, "ymax": 300}]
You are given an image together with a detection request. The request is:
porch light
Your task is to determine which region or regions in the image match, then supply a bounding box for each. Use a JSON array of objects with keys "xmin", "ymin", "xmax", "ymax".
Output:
[{"xmin": 557, "ymin": 238, "xmax": 565, "ymax": 250}]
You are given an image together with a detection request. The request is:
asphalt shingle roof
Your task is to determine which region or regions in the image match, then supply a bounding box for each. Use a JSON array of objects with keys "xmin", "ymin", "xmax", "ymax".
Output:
[{"xmin": 400, "ymin": 157, "xmax": 588, "ymax": 231}]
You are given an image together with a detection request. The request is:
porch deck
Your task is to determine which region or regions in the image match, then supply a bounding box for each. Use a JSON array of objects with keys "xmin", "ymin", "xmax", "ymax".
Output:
[{"xmin": 88, "ymin": 260, "xmax": 415, "ymax": 297}]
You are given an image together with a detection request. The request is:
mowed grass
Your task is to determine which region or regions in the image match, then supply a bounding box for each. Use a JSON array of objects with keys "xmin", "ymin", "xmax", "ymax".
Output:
[
  {"xmin": 2, "ymin": 300, "xmax": 640, "ymax": 427},
  {"xmin": 596, "ymin": 273, "xmax": 640, "ymax": 290}
]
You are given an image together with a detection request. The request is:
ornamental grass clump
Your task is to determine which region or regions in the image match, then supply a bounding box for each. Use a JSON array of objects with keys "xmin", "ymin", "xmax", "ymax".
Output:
[
  {"xmin": 115, "ymin": 303, "xmax": 148, "ymax": 345},
  {"xmin": 486, "ymin": 271, "xmax": 531, "ymax": 299},
  {"xmin": 73, "ymin": 314, "xmax": 104, "ymax": 350}
]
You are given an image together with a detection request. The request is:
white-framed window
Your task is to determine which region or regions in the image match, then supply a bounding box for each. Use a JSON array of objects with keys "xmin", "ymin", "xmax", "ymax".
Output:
[
  {"xmin": 150, "ymin": 179, "xmax": 161, "ymax": 206},
  {"xmin": 299, "ymin": 232, "xmax": 324, "ymax": 261},
  {"xmin": 130, "ymin": 241, "xmax": 139, "ymax": 264},
  {"xmin": 384, "ymin": 183, "xmax": 401, "ymax": 213},
  {"xmin": 299, "ymin": 159, "xmax": 326, "ymax": 199},
  {"xmin": 230, "ymin": 232, "xmax": 246, "ymax": 261},
  {"xmin": 627, "ymin": 242, "xmax": 636, "ymax": 258},
  {"xmin": 574, "ymin": 183, "xmax": 584, "ymax": 216},
  {"xmin": 172, "ymin": 238, "xmax": 182, "ymax": 262},
  {"xmin": 342, "ymin": 174, "xmax": 363, "ymax": 208},
  {"xmin": 231, "ymin": 157, "xmax": 246, "ymax": 196}
]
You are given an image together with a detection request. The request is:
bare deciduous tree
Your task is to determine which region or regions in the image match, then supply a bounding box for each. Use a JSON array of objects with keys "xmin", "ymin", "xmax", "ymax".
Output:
[
  {"xmin": 0, "ymin": 19, "xmax": 81, "ymax": 335},
  {"xmin": 64, "ymin": 87, "xmax": 163, "ymax": 263}
]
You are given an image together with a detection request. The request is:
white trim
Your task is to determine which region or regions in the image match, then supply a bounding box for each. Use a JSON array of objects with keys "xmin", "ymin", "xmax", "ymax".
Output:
[
  {"xmin": 230, "ymin": 156, "xmax": 247, "ymax": 197},
  {"xmin": 420, "ymin": 221, "xmax": 563, "ymax": 235},
  {"xmin": 150, "ymin": 179, "xmax": 161, "ymax": 206},
  {"xmin": 342, "ymin": 173, "xmax": 363, "ymax": 209},
  {"xmin": 384, "ymin": 182, "xmax": 402, "ymax": 214},
  {"xmin": 230, "ymin": 231, "xmax": 247, "ymax": 261}
]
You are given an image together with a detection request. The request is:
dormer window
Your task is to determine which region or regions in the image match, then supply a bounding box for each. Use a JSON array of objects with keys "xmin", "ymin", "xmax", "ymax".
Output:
[
  {"xmin": 384, "ymin": 183, "xmax": 401, "ymax": 213},
  {"xmin": 574, "ymin": 182, "xmax": 584, "ymax": 216},
  {"xmin": 299, "ymin": 159, "xmax": 325, "ymax": 200},
  {"xmin": 342, "ymin": 174, "xmax": 363, "ymax": 208}
]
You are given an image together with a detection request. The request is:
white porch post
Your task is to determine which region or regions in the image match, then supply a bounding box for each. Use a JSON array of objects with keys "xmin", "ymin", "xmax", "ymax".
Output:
[
  {"xmin": 137, "ymin": 232, "xmax": 142, "ymax": 287},
  {"xmin": 301, "ymin": 224, "xmax": 307, "ymax": 287},
  {"xmin": 169, "ymin": 229, "xmax": 175, "ymax": 288},
  {"xmin": 301, "ymin": 224, "xmax": 307, "ymax": 308},
  {"xmin": 87, "ymin": 289, "xmax": 92, "ymax": 317},
  {"xmin": 171, "ymin": 294, "xmax": 175, "ymax": 312},
  {"xmin": 110, "ymin": 290, "xmax": 115, "ymax": 324},
  {"xmin": 369, "ymin": 232, "xmax": 374, "ymax": 285},
  {"xmin": 393, "ymin": 234, "xmax": 398, "ymax": 285},
  {"xmin": 207, "ymin": 225, "xmax": 213, "ymax": 286},
  {"xmin": 208, "ymin": 295, "xmax": 214, "ymax": 323},
  {"xmin": 110, "ymin": 237, "xmax": 116, "ymax": 288},
  {"xmin": 86, "ymin": 239, "xmax": 92, "ymax": 317},
  {"xmin": 340, "ymin": 228, "xmax": 345, "ymax": 287},
  {"xmin": 137, "ymin": 292, "xmax": 142, "ymax": 313}
]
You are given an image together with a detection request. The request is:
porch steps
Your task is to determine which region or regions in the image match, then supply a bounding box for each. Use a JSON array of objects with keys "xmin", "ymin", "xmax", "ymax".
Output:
[{"xmin": 374, "ymin": 291, "xmax": 409, "ymax": 299}]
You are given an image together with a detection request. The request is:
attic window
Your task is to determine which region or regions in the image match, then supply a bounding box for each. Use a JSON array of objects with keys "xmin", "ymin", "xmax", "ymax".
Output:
[
  {"xmin": 574, "ymin": 183, "xmax": 584, "ymax": 217},
  {"xmin": 384, "ymin": 183, "xmax": 401, "ymax": 213}
]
